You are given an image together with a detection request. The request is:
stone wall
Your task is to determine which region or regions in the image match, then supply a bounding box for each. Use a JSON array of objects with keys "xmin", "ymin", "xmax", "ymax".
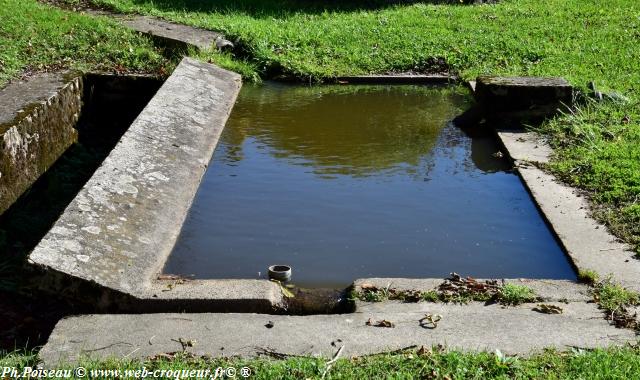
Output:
[{"xmin": 0, "ymin": 73, "xmax": 82, "ymax": 214}]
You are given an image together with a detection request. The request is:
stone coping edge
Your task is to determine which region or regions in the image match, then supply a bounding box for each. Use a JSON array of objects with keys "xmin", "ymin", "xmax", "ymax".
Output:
[
  {"xmin": 27, "ymin": 58, "xmax": 288, "ymax": 311},
  {"xmin": 495, "ymin": 130, "xmax": 640, "ymax": 292},
  {"xmin": 0, "ymin": 72, "xmax": 82, "ymax": 214}
]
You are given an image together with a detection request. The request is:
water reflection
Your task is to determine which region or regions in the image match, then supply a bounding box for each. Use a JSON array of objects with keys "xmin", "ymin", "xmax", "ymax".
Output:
[
  {"xmin": 222, "ymin": 84, "xmax": 508, "ymax": 178},
  {"xmin": 165, "ymin": 83, "xmax": 575, "ymax": 287}
]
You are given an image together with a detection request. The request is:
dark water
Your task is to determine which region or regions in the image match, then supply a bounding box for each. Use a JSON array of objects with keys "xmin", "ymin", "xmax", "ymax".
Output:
[{"xmin": 164, "ymin": 83, "xmax": 576, "ymax": 287}]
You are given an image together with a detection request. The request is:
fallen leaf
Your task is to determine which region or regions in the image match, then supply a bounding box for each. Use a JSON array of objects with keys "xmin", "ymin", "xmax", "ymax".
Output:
[{"xmin": 532, "ymin": 304, "xmax": 563, "ymax": 314}]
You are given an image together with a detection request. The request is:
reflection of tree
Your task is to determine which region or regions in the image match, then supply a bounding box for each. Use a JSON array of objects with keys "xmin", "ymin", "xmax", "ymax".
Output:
[{"xmin": 220, "ymin": 84, "xmax": 473, "ymax": 178}]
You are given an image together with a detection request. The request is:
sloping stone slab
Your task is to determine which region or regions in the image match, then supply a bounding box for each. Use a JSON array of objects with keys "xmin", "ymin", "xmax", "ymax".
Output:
[
  {"xmin": 117, "ymin": 15, "xmax": 223, "ymax": 51},
  {"xmin": 495, "ymin": 130, "xmax": 553, "ymax": 164},
  {"xmin": 496, "ymin": 130, "xmax": 640, "ymax": 292},
  {"xmin": 516, "ymin": 165, "xmax": 640, "ymax": 291},
  {"xmin": 40, "ymin": 301, "xmax": 636, "ymax": 364},
  {"xmin": 0, "ymin": 72, "xmax": 82, "ymax": 214},
  {"xmin": 87, "ymin": 10, "xmax": 223, "ymax": 51},
  {"xmin": 28, "ymin": 58, "xmax": 283, "ymax": 311}
]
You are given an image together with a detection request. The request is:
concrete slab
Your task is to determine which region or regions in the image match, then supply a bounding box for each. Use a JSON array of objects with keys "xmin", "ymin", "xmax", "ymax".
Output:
[
  {"xmin": 86, "ymin": 10, "xmax": 223, "ymax": 51},
  {"xmin": 354, "ymin": 278, "xmax": 592, "ymax": 302},
  {"xmin": 474, "ymin": 76, "xmax": 572, "ymax": 126},
  {"xmin": 40, "ymin": 301, "xmax": 637, "ymax": 364},
  {"xmin": 28, "ymin": 58, "xmax": 283, "ymax": 311},
  {"xmin": 117, "ymin": 15, "xmax": 223, "ymax": 51},
  {"xmin": 475, "ymin": 76, "xmax": 572, "ymax": 111},
  {"xmin": 0, "ymin": 72, "xmax": 81, "ymax": 214},
  {"xmin": 495, "ymin": 130, "xmax": 552, "ymax": 164},
  {"xmin": 517, "ymin": 165, "xmax": 640, "ymax": 291},
  {"xmin": 496, "ymin": 131, "xmax": 640, "ymax": 292}
]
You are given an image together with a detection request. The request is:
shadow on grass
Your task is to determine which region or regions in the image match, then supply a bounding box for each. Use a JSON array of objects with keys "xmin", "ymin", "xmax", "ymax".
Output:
[{"xmin": 122, "ymin": 0, "xmax": 480, "ymax": 17}]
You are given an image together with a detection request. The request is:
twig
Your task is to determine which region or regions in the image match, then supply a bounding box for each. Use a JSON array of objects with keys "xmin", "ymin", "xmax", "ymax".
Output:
[
  {"xmin": 322, "ymin": 345, "xmax": 345, "ymax": 379},
  {"xmin": 255, "ymin": 347, "xmax": 301, "ymax": 359},
  {"xmin": 325, "ymin": 345, "xmax": 345, "ymax": 367},
  {"xmin": 123, "ymin": 347, "xmax": 140, "ymax": 358},
  {"xmin": 386, "ymin": 345, "xmax": 418, "ymax": 355},
  {"xmin": 81, "ymin": 342, "xmax": 134, "ymax": 353}
]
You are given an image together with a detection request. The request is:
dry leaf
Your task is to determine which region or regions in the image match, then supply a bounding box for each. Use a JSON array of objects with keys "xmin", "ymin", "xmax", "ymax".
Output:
[{"xmin": 533, "ymin": 304, "xmax": 563, "ymax": 314}]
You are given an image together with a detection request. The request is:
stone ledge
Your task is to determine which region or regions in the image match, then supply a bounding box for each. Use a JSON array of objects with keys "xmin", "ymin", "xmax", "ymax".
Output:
[
  {"xmin": 0, "ymin": 72, "xmax": 82, "ymax": 214},
  {"xmin": 86, "ymin": 10, "xmax": 223, "ymax": 51},
  {"xmin": 496, "ymin": 131, "xmax": 640, "ymax": 292},
  {"xmin": 39, "ymin": 302, "xmax": 635, "ymax": 364},
  {"xmin": 27, "ymin": 58, "xmax": 284, "ymax": 311},
  {"xmin": 475, "ymin": 76, "xmax": 572, "ymax": 112}
]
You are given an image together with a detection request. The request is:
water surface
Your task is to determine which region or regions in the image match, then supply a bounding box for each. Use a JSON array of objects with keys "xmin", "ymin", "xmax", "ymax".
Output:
[{"xmin": 164, "ymin": 83, "xmax": 575, "ymax": 287}]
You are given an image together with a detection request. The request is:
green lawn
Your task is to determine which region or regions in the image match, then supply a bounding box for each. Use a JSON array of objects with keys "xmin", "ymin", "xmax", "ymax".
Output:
[
  {"xmin": 0, "ymin": 0, "xmax": 171, "ymax": 87},
  {"xmin": 7, "ymin": 0, "xmax": 640, "ymax": 259},
  {"xmin": 79, "ymin": 0, "xmax": 640, "ymax": 253},
  {"xmin": 3, "ymin": 346, "xmax": 640, "ymax": 379},
  {"xmin": 86, "ymin": 0, "xmax": 639, "ymax": 94}
]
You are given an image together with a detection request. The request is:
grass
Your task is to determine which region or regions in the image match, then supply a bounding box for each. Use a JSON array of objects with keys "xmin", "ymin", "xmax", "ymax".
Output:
[
  {"xmin": 2, "ymin": 0, "xmax": 640, "ymax": 373},
  {"xmin": 6, "ymin": 0, "xmax": 639, "ymax": 255},
  {"xmin": 590, "ymin": 277, "xmax": 639, "ymax": 331},
  {"xmin": 497, "ymin": 284, "xmax": 538, "ymax": 306},
  {"xmin": 577, "ymin": 269, "xmax": 600, "ymax": 285},
  {"xmin": 67, "ymin": 0, "xmax": 640, "ymax": 254},
  {"xmin": 0, "ymin": 0, "xmax": 171, "ymax": 87},
  {"xmin": 538, "ymin": 100, "xmax": 640, "ymax": 256},
  {"xmin": 76, "ymin": 0, "xmax": 639, "ymax": 90},
  {"xmin": 3, "ymin": 346, "xmax": 640, "ymax": 379},
  {"xmin": 354, "ymin": 282, "xmax": 538, "ymax": 306},
  {"xmin": 593, "ymin": 279, "xmax": 639, "ymax": 313}
]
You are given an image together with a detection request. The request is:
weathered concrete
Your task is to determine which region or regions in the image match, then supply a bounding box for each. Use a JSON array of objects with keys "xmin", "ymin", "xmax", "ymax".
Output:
[
  {"xmin": 354, "ymin": 278, "xmax": 593, "ymax": 302},
  {"xmin": 335, "ymin": 74, "xmax": 457, "ymax": 84},
  {"xmin": 475, "ymin": 76, "xmax": 572, "ymax": 111},
  {"xmin": 475, "ymin": 76, "xmax": 572, "ymax": 125},
  {"xmin": 40, "ymin": 301, "xmax": 636, "ymax": 364},
  {"xmin": 497, "ymin": 131, "xmax": 640, "ymax": 292},
  {"xmin": 495, "ymin": 130, "xmax": 553, "ymax": 164},
  {"xmin": 27, "ymin": 58, "xmax": 284, "ymax": 311},
  {"xmin": 118, "ymin": 15, "xmax": 223, "ymax": 51},
  {"xmin": 0, "ymin": 72, "xmax": 82, "ymax": 214}
]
